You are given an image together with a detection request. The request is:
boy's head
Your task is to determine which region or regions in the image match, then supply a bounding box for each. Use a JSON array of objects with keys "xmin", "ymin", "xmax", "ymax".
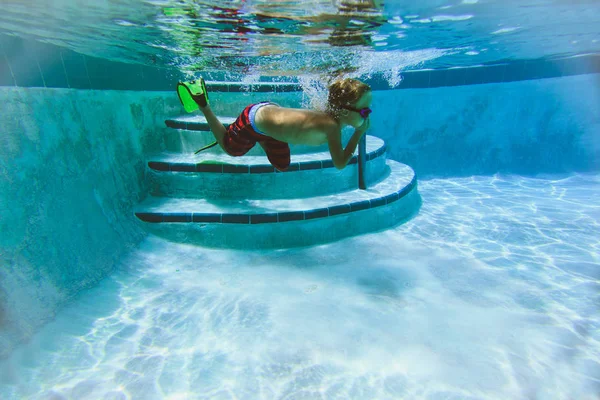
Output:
[{"xmin": 327, "ymin": 78, "xmax": 372, "ymax": 118}]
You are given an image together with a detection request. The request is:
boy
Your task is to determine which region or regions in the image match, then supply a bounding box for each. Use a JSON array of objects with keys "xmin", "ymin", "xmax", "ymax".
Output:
[{"xmin": 177, "ymin": 77, "xmax": 372, "ymax": 171}]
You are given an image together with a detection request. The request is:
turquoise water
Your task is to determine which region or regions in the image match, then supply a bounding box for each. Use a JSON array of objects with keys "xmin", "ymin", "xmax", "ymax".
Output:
[
  {"xmin": 1, "ymin": 174, "xmax": 598, "ymax": 399},
  {"xmin": 1, "ymin": 1, "xmax": 599, "ymax": 398}
]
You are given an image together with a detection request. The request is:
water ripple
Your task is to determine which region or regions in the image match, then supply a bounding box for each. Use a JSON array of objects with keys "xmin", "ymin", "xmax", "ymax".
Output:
[{"xmin": 0, "ymin": 173, "xmax": 598, "ymax": 399}]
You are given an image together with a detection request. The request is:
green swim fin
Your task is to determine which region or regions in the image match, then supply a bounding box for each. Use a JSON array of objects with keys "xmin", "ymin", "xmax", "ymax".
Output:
[{"xmin": 176, "ymin": 78, "xmax": 209, "ymax": 113}]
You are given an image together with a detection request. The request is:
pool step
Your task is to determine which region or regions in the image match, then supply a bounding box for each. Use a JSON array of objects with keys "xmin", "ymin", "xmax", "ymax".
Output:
[
  {"xmin": 147, "ymin": 135, "xmax": 387, "ymax": 199},
  {"xmin": 135, "ymin": 160, "xmax": 420, "ymax": 249},
  {"xmin": 133, "ymin": 110, "xmax": 421, "ymax": 248}
]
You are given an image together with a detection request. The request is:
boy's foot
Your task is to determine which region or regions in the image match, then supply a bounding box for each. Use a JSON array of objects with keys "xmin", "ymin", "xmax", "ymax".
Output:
[
  {"xmin": 190, "ymin": 78, "xmax": 209, "ymax": 108},
  {"xmin": 176, "ymin": 78, "xmax": 210, "ymax": 113}
]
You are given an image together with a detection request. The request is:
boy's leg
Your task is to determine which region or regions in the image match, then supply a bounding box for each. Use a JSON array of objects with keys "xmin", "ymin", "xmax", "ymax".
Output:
[
  {"xmin": 259, "ymin": 138, "xmax": 290, "ymax": 171},
  {"xmin": 197, "ymin": 105, "xmax": 228, "ymax": 151}
]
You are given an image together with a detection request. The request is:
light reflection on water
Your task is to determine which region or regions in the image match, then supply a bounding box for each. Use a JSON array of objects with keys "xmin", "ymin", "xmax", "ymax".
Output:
[
  {"xmin": 0, "ymin": 173, "xmax": 598, "ymax": 399},
  {"xmin": 1, "ymin": 0, "xmax": 599, "ymax": 76}
]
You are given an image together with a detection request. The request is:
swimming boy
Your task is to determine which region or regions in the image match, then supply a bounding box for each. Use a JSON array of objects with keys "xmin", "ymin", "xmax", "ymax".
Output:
[{"xmin": 178, "ymin": 77, "xmax": 372, "ymax": 171}]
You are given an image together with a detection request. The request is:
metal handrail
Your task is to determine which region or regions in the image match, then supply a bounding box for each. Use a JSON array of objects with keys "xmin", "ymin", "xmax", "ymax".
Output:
[{"xmin": 358, "ymin": 135, "xmax": 366, "ymax": 190}]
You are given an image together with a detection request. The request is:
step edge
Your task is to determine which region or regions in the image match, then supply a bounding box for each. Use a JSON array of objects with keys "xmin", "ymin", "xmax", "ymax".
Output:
[
  {"xmin": 135, "ymin": 167, "xmax": 417, "ymax": 224},
  {"xmin": 148, "ymin": 136, "xmax": 387, "ymax": 173}
]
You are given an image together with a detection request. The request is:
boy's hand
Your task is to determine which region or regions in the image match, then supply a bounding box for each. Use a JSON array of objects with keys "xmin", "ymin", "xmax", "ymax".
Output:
[
  {"xmin": 191, "ymin": 93, "xmax": 208, "ymax": 108},
  {"xmin": 355, "ymin": 116, "xmax": 370, "ymax": 135}
]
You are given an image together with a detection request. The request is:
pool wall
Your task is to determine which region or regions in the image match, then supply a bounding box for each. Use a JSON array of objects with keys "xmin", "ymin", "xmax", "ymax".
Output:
[
  {"xmin": 373, "ymin": 73, "xmax": 600, "ymax": 177},
  {"xmin": 0, "ymin": 87, "xmax": 310, "ymax": 357},
  {"xmin": 0, "ymin": 88, "xmax": 174, "ymax": 357}
]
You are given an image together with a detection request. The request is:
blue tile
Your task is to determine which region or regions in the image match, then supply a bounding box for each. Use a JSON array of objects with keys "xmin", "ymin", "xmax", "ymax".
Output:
[
  {"xmin": 299, "ymin": 161, "xmax": 322, "ymax": 171},
  {"xmin": 522, "ymin": 59, "xmax": 547, "ymax": 80},
  {"xmin": 370, "ymin": 197, "xmax": 386, "ymax": 207},
  {"xmin": 428, "ymin": 69, "xmax": 447, "ymax": 88},
  {"xmin": 0, "ymin": 34, "xmax": 21, "ymax": 58},
  {"xmin": 1, "ymin": 36, "xmax": 70, "ymax": 88},
  {"xmin": 171, "ymin": 163, "xmax": 197, "ymax": 172},
  {"xmin": 61, "ymin": 50, "xmax": 90, "ymax": 89},
  {"xmin": 398, "ymin": 177, "xmax": 417, "ymax": 198},
  {"xmin": 569, "ymin": 55, "xmax": 599, "ymax": 75},
  {"xmin": 565, "ymin": 57, "xmax": 591, "ymax": 76},
  {"xmin": 304, "ymin": 208, "xmax": 328, "ymax": 220},
  {"xmin": 142, "ymin": 66, "xmax": 179, "ymax": 91},
  {"xmin": 197, "ymin": 163, "xmax": 224, "ymax": 173},
  {"xmin": 550, "ymin": 57, "xmax": 580, "ymax": 77},
  {"xmin": 250, "ymin": 213, "xmax": 278, "ymax": 224},
  {"xmin": 321, "ymin": 160, "xmax": 334, "ymax": 168},
  {"xmin": 222, "ymin": 214, "xmax": 250, "ymax": 223},
  {"xmin": 443, "ymin": 68, "xmax": 466, "ymax": 87},
  {"xmin": 162, "ymin": 213, "xmax": 192, "ymax": 222},
  {"xmin": 40, "ymin": 58, "xmax": 69, "ymax": 88},
  {"xmin": 503, "ymin": 60, "xmax": 528, "ymax": 82},
  {"xmin": 227, "ymin": 83, "xmax": 243, "ymax": 92},
  {"xmin": 165, "ymin": 120, "xmax": 183, "ymax": 129},
  {"xmin": 286, "ymin": 163, "xmax": 300, "ymax": 172},
  {"xmin": 481, "ymin": 64, "xmax": 506, "ymax": 84},
  {"xmin": 368, "ymin": 146, "xmax": 385, "ymax": 160},
  {"xmin": 135, "ymin": 213, "xmax": 162, "ymax": 223},
  {"xmin": 8, "ymin": 44, "xmax": 45, "ymax": 87},
  {"xmin": 193, "ymin": 122, "xmax": 212, "ymax": 131},
  {"xmin": 27, "ymin": 42, "xmax": 69, "ymax": 88},
  {"xmin": 253, "ymin": 84, "xmax": 276, "ymax": 92},
  {"xmin": 222, "ymin": 164, "xmax": 249, "ymax": 173},
  {"xmin": 276, "ymin": 83, "xmax": 302, "ymax": 92},
  {"xmin": 462, "ymin": 66, "xmax": 487, "ymax": 85},
  {"xmin": 590, "ymin": 54, "xmax": 600, "ymax": 74},
  {"xmin": 400, "ymin": 70, "xmax": 430, "ymax": 89},
  {"xmin": 205, "ymin": 82, "xmax": 229, "ymax": 93},
  {"xmin": 192, "ymin": 213, "xmax": 221, "ymax": 223},
  {"xmin": 371, "ymin": 144, "xmax": 387, "ymax": 160},
  {"xmin": 350, "ymin": 200, "xmax": 371, "ymax": 211},
  {"xmin": 328, "ymin": 204, "xmax": 351, "ymax": 216},
  {"xmin": 63, "ymin": 73, "xmax": 90, "ymax": 89},
  {"xmin": 148, "ymin": 161, "xmax": 170, "ymax": 171},
  {"xmin": 540, "ymin": 59, "xmax": 564, "ymax": 79},
  {"xmin": 125, "ymin": 65, "xmax": 146, "ymax": 91},
  {"xmin": 278, "ymin": 211, "xmax": 304, "ymax": 222},
  {"xmin": 103, "ymin": 63, "xmax": 144, "ymax": 90},
  {"xmin": 250, "ymin": 164, "xmax": 275, "ymax": 173},
  {"xmin": 0, "ymin": 55, "xmax": 15, "ymax": 86},
  {"xmin": 85, "ymin": 56, "xmax": 116, "ymax": 89},
  {"xmin": 384, "ymin": 192, "xmax": 399, "ymax": 204}
]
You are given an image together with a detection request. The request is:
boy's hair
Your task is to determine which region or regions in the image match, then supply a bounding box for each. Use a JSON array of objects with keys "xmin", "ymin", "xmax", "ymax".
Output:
[{"xmin": 327, "ymin": 78, "xmax": 371, "ymax": 116}]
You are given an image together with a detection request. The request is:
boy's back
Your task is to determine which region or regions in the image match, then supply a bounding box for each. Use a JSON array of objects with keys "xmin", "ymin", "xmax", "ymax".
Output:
[{"xmin": 254, "ymin": 106, "xmax": 337, "ymax": 146}]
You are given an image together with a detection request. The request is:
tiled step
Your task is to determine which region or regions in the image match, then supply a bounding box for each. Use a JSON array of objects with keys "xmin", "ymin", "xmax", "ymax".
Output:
[
  {"xmin": 147, "ymin": 135, "xmax": 387, "ymax": 199},
  {"xmin": 165, "ymin": 115, "xmax": 235, "ymax": 131},
  {"xmin": 164, "ymin": 115, "xmax": 331, "ymax": 155},
  {"xmin": 135, "ymin": 160, "xmax": 420, "ymax": 249}
]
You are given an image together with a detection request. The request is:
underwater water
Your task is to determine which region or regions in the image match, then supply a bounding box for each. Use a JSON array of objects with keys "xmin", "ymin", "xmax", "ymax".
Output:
[
  {"xmin": 1, "ymin": 0, "xmax": 599, "ymax": 399},
  {"xmin": 1, "ymin": 174, "xmax": 598, "ymax": 399}
]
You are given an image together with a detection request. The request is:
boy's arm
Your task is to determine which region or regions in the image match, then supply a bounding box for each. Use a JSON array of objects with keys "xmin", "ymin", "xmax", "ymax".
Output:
[{"xmin": 327, "ymin": 118, "xmax": 370, "ymax": 170}]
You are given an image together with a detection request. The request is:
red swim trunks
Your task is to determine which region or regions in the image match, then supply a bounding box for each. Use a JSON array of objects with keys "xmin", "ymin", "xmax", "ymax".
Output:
[{"xmin": 224, "ymin": 103, "xmax": 291, "ymax": 172}]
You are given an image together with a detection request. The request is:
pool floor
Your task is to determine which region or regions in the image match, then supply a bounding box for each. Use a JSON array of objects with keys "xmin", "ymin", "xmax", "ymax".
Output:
[{"xmin": 1, "ymin": 174, "xmax": 599, "ymax": 400}]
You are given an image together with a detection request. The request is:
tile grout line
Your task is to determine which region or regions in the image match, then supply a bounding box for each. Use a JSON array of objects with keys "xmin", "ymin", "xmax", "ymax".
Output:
[
  {"xmin": 60, "ymin": 52, "xmax": 70, "ymax": 89},
  {"xmin": 3, "ymin": 52, "xmax": 17, "ymax": 86}
]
